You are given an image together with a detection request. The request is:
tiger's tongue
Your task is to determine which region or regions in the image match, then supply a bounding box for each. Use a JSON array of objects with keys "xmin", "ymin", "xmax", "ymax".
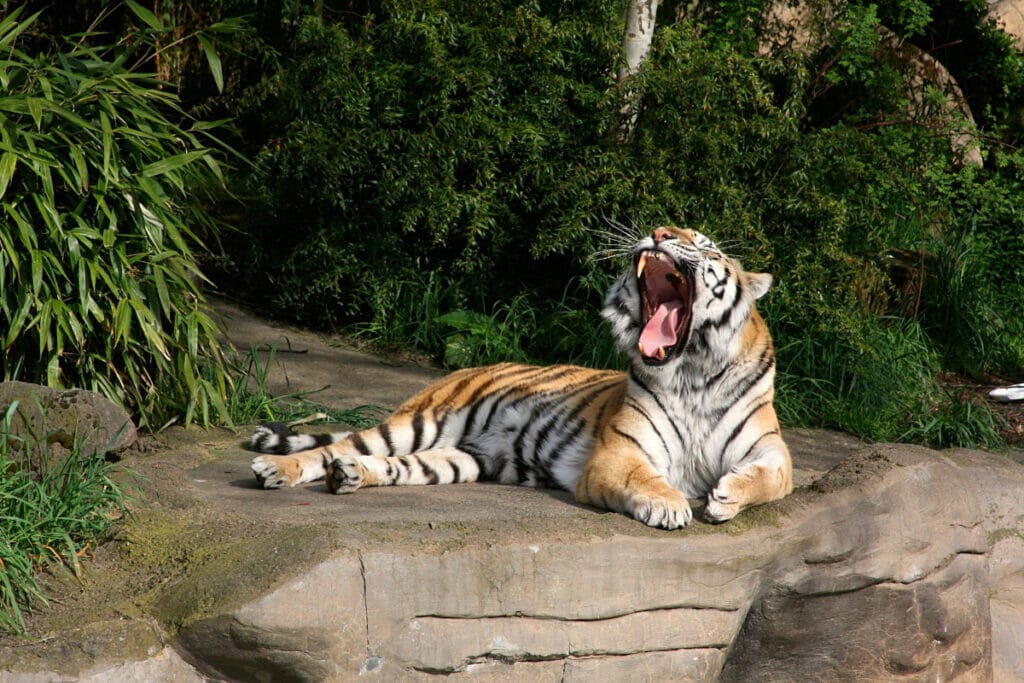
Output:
[{"xmin": 640, "ymin": 300, "xmax": 683, "ymax": 357}]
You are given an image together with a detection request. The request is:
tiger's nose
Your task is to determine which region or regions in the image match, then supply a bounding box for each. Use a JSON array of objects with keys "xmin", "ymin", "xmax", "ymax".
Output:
[{"xmin": 651, "ymin": 227, "xmax": 674, "ymax": 243}]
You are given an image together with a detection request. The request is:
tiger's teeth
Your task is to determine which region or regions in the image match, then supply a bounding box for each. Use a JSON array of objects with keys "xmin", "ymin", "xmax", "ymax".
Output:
[
  {"xmin": 656, "ymin": 347, "xmax": 666, "ymax": 361},
  {"xmin": 638, "ymin": 341, "xmax": 646, "ymax": 355},
  {"xmin": 637, "ymin": 253, "xmax": 648, "ymax": 278}
]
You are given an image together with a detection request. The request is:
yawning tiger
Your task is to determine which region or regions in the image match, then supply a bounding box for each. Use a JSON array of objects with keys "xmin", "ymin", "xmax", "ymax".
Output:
[{"xmin": 250, "ymin": 226, "xmax": 792, "ymax": 528}]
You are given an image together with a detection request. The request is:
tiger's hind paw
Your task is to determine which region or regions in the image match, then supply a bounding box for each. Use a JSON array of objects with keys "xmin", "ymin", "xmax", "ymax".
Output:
[
  {"xmin": 326, "ymin": 456, "xmax": 367, "ymax": 494},
  {"xmin": 630, "ymin": 491, "xmax": 692, "ymax": 530},
  {"xmin": 251, "ymin": 454, "xmax": 299, "ymax": 489}
]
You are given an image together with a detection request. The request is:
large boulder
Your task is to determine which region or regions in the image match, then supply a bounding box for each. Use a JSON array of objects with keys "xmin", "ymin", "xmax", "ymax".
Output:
[
  {"xmin": 3, "ymin": 426, "xmax": 1020, "ymax": 681},
  {"xmin": 168, "ymin": 439, "xmax": 1005, "ymax": 680},
  {"xmin": 990, "ymin": 0, "xmax": 1024, "ymax": 48},
  {"xmin": 0, "ymin": 381, "xmax": 136, "ymax": 471}
]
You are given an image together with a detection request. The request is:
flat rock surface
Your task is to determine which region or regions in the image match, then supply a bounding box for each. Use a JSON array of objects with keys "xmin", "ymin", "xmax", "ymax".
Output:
[{"xmin": 0, "ymin": 298, "xmax": 1020, "ymax": 682}]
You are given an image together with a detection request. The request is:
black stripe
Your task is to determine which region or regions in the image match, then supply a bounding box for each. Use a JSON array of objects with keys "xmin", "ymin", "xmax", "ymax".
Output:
[
  {"xmin": 351, "ymin": 433, "xmax": 371, "ymax": 455},
  {"xmin": 727, "ymin": 350, "xmax": 774, "ymax": 403},
  {"xmin": 411, "ymin": 412, "xmax": 424, "ymax": 452},
  {"xmin": 444, "ymin": 372, "xmax": 482, "ymax": 405},
  {"xmin": 450, "ymin": 461, "xmax": 461, "ymax": 482},
  {"xmin": 530, "ymin": 376, "xmax": 612, "ymax": 458},
  {"xmin": 512, "ymin": 409, "xmax": 535, "ymax": 484},
  {"xmin": 477, "ymin": 366, "xmax": 557, "ymax": 433},
  {"xmin": 611, "ymin": 425, "xmax": 651, "ymax": 463},
  {"xmin": 704, "ymin": 362, "xmax": 731, "ymax": 390},
  {"xmin": 721, "ymin": 399, "xmax": 773, "ymax": 456},
  {"xmin": 624, "ymin": 396, "xmax": 670, "ymax": 457},
  {"xmin": 628, "ymin": 370, "xmax": 684, "ymax": 448},
  {"xmin": 426, "ymin": 409, "xmax": 447, "ymax": 449},
  {"xmin": 542, "ymin": 420, "xmax": 584, "ymax": 467},
  {"xmin": 397, "ymin": 456, "xmax": 412, "ymax": 483},
  {"xmin": 737, "ymin": 429, "xmax": 778, "ymax": 464},
  {"xmin": 417, "ymin": 456, "xmax": 440, "ymax": 484},
  {"xmin": 459, "ymin": 380, "xmax": 511, "ymax": 442},
  {"xmin": 708, "ymin": 348, "xmax": 773, "ymax": 416},
  {"xmin": 460, "ymin": 447, "xmax": 491, "ymax": 479},
  {"xmin": 478, "ymin": 379, "xmax": 566, "ymax": 436},
  {"xmin": 378, "ymin": 423, "xmax": 395, "ymax": 456},
  {"xmin": 592, "ymin": 396, "xmax": 612, "ymax": 439}
]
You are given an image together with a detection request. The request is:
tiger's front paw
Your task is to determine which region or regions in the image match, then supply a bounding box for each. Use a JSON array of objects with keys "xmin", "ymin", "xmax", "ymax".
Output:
[
  {"xmin": 251, "ymin": 454, "xmax": 302, "ymax": 489},
  {"xmin": 703, "ymin": 487, "xmax": 740, "ymax": 523},
  {"xmin": 326, "ymin": 455, "xmax": 367, "ymax": 494},
  {"xmin": 630, "ymin": 490, "xmax": 692, "ymax": 530}
]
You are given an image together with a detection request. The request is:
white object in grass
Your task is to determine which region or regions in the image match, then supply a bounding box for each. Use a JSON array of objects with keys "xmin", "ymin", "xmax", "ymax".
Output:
[{"xmin": 989, "ymin": 384, "xmax": 1024, "ymax": 403}]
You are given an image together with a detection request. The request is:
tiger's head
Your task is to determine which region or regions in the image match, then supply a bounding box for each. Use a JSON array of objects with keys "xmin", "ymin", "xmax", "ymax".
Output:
[{"xmin": 602, "ymin": 226, "xmax": 773, "ymax": 368}]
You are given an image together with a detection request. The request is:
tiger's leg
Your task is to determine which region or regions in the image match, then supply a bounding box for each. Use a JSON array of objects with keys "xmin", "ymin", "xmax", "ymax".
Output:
[
  {"xmin": 703, "ymin": 435, "xmax": 793, "ymax": 523},
  {"xmin": 574, "ymin": 434, "xmax": 692, "ymax": 530},
  {"xmin": 325, "ymin": 447, "xmax": 482, "ymax": 494},
  {"xmin": 252, "ymin": 447, "xmax": 337, "ymax": 488},
  {"xmin": 252, "ymin": 410, "xmax": 453, "ymax": 489}
]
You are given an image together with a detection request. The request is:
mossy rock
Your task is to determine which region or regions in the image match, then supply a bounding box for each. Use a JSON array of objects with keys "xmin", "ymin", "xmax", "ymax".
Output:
[{"xmin": 0, "ymin": 381, "xmax": 137, "ymax": 472}]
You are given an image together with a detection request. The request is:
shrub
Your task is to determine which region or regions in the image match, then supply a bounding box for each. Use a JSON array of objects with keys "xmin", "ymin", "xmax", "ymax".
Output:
[
  {"xmin": 218, "ymin": 1, "xmax": 625, "ymax": 327},
  {"xmin": 0, "ymin": 8, "xmax": 233, "ymax": 428},
  {"xmin": 215, "ymin": 1, "xmax": 1024, "ymax": 447}
]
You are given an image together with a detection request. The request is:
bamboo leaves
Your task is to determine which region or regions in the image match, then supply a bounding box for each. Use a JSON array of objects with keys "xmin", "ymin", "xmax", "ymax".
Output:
[{"xmin": 0, "ymin": 8, "xmax": 233, "ymax": 428}]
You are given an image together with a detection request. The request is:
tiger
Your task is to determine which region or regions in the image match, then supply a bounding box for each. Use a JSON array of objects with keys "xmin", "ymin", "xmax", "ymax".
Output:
[{"xmin": 250, "ymin": 226, "xmax": 792, "ymax": 529}]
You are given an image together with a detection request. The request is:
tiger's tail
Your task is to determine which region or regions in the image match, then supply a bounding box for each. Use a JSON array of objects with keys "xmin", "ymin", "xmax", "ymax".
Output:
[{"xmin": 248, "ymin": 422, "xmax": 351, "ymax": 455}]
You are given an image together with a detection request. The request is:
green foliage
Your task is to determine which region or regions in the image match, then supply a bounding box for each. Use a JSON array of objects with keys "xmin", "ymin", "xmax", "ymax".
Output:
[
  {"xmin": 215, "ymin": 1, "xmax": 1024, "ymax": 448},
  {"xmin": 219, "ymin": 0, "xmax": 624, "ymax": 325},
  {"xmin": 902, "ymin": 390, "xmax": 1004, "ymax": 449},
  {"xmin": 0, "ymin": 401, "xmax": 129, "ymax": 634},
  {"xmin": 0, "ymin": 8, "xmax": 234, "ymax": 428}
]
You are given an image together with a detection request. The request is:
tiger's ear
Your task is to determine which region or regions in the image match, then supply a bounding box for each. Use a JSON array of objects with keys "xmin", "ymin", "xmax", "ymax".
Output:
[{"xmin": 746, "ymin": 272, "xmax": 773, "ymax": 300}]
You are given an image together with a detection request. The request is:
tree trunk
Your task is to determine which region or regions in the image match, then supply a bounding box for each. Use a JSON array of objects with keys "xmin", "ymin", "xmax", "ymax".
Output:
[{"xmin": 615, "ymin": 0, "xmax": 660, "ymax": 142}]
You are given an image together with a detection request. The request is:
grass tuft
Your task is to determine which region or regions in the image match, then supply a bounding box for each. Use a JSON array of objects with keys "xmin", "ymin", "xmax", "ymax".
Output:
[
  {"xmin": 227, "ymin": 344, "xmax": 387, "ymax": 429},
  {"xmin": 0, "ymin": 402, "xmax": 128, "ymax": 634}
]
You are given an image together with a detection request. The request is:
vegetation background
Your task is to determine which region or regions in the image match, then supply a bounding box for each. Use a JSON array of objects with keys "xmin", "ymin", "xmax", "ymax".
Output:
[{"xmin": 2, "ymin": 0, "xmax": 1023, "ymax": 445}]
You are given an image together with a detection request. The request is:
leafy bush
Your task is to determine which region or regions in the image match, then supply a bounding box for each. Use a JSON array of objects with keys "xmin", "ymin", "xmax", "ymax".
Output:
[
  {"xmin": 0, "ymin": 8, "xmax": 233, "ymax": 428},
  {"xmin": 218, "ymin": 1, "xmax": 624, "ymax": 326},
  {"xmin": 215, "ymin": 1, "xmax": 1024, "ymax": 447}
]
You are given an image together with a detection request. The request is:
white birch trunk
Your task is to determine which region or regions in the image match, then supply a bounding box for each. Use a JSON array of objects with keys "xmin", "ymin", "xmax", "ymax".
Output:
[
  {"xmin": 615, "ymin": 0, "xmax": 660, "ymax": 141},
  {"xmin": 619, "ymin": 0, "xmax": 661, "ymax": 81}
]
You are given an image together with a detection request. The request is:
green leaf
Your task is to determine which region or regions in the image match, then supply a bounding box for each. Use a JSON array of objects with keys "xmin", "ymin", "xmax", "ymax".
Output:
[
  {"xmin": 46, "ymin": 353, "xmax": 61, "ymax": 386},
  {"xmin": 141, "ymin": 150, "xmax": 206, "ymax": 177},
  {"xmin": 197, "ymin": 34, "xmax": 224, "ymax": 94},
  {"xmin": 0, "ymin": 9, "xmax": 38, "ymax": 52},
  {"xmin": 99, "ymin": 110, "xmax": 114, "ymax": 182},
  {"xmin": 153, "ymin": 267, "xmax": 170, "ymax": 317},
  {"xmin": 125, "ymin": 0, "xmax": 165, "ymax": 31},
  {"xmin": 113, "ymin": 300, "xmax": 132, "ymax": 346},
  {"xmin": 4, "ymin": 300, "xmax": 32, "ymax": 348},
  {"xmin": 0, "ymin": 152, "xmax": 16, "ymax": 198},
  {"xmin": 26, "ymin": 97, "xmax": 43, "ymax": 129},
  {"xmin": 69, "ymin": 144, "xmax": 88, "ymax": 191}
]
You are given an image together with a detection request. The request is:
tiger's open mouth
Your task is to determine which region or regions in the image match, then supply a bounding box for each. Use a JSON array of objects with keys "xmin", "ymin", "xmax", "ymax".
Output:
[{"xmin": 635, "ymin": 250, "xmax": 694, "ymax": 365}]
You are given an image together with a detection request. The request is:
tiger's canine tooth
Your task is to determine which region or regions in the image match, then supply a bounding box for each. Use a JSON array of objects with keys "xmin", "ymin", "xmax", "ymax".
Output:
[
  {"xmin": 637, "ymin": 253, "xmax": 648, "ymax": 278},
  {"xmin": 655, "ymin": 346, "xmax": 666, "ymax": 360},
  {"xmin": 638, "ymin": 341, "xmax": 646, "ymax": 356}
]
